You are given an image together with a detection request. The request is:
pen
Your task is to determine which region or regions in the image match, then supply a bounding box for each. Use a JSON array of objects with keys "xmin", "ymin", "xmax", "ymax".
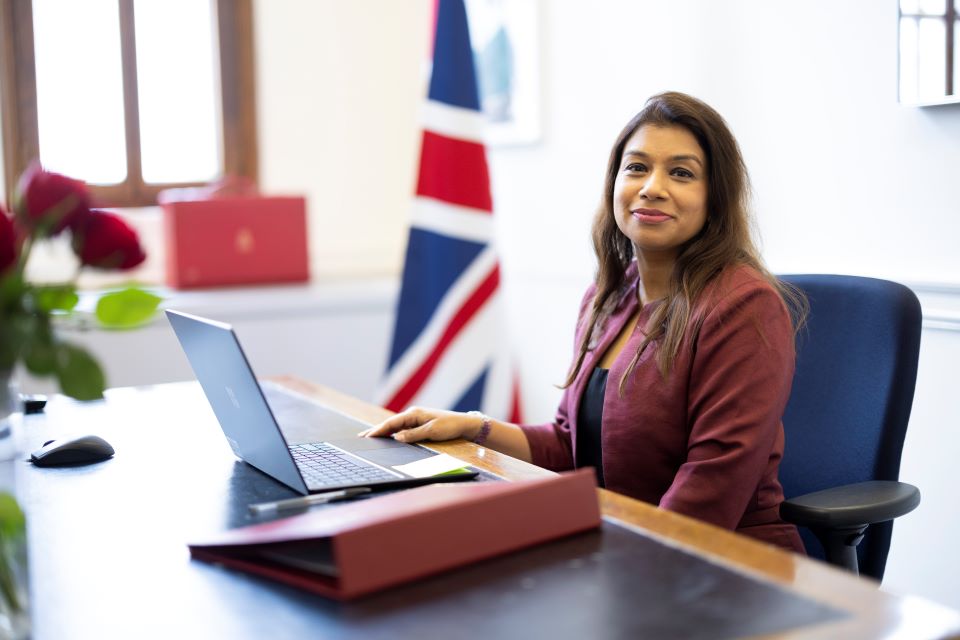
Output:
[{"xmin": 248, "ymin": 487, "xmax": 372, "ymax": 515}]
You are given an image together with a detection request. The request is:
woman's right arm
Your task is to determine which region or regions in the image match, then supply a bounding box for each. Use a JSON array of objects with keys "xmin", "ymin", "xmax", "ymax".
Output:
[
  {"xmin": 361, "ymin": 285, "xmax": 598, "ymax": 469},
  {"xmin": 359, "ymin": 407, "xmax": 533, "ymax": 462}
]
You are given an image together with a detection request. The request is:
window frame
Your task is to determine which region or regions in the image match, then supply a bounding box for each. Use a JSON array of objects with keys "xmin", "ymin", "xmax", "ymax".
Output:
[{"xmin": 0, "ymin": 0, "xmax": 258, "ymax": 208}]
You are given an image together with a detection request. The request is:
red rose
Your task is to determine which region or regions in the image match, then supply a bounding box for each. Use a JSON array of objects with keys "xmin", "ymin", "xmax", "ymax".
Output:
[
  {"xmin": 0, "ymin": 208, "xmax": 17, "ymax": 273},
  {"xmin": 71, "ymin": 210, "xmax": 146, "ymax": 270},
  {"xmin": 15, "ymin": 161, "xmax": 91, "ymax": 236}
]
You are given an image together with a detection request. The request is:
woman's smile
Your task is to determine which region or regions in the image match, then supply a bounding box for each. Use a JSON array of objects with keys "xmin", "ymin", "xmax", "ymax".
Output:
[{"xmin": 631, "ymin": 208, "xmax": 673, "ymax": 224}]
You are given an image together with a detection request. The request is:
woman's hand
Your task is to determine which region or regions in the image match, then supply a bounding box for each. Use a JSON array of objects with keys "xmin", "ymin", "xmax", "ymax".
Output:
[{"xmin": 358, "ymin": 407, "xmax": 482, "ymax": 443}]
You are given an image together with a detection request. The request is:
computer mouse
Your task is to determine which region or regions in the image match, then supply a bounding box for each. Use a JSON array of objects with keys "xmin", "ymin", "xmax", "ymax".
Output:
[{"xmin": 30, "ymin": 435, "xmax": 115, "ymax": 467}]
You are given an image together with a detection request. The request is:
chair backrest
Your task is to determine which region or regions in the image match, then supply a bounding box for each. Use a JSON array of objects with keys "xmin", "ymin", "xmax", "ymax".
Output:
[{"xmin": 778, "ymin": 275, "xmax": 922, "ymax": 580}]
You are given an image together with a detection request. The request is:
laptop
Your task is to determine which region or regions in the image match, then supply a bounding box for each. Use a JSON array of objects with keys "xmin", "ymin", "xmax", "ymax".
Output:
[{"xmin": 166, "ymin": 309, "xmax": 477, "ymax": 495}]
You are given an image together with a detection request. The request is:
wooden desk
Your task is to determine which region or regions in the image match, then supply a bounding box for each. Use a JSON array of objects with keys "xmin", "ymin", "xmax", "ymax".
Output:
[{"xmin": 6, "ymin": 378, "xmax": 960, "ymax": 639}]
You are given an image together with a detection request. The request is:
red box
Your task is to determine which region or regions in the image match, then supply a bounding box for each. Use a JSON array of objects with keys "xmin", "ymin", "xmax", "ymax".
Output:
[
  {"xmin": 162, "ymin": 196, "xmax": 310, "ymax": 288},
  {"xmin": 188, "ymin": 469, "xmax": 601, "ymax": 601}
]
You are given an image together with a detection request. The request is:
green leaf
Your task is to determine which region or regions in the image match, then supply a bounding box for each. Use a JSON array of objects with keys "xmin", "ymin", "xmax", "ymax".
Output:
[
  {"xmin": 0, "ymin": 493, "xmax": 25, "ymax": 539},
  {"xmin": 18, "ymin": 314, "xmax": 56, "ymax": 375},
  {"xmin": 54, "ymin": 343, "xmax": 105, "ymax": 401},
  {"xmin": 22, "ymin": 322, "xmax": 57, "ymax": 375},
  {"xmin": 0, "ymin": 314, "xmax": 30, "ymax": 371},
  {"xmin": 95, "ymin": 287, "xmax": 162, "ymax": 329},
  {"xmin": 32, "ymin": 284, "xmax": 79, "ymax": 313},
  {"xmin": 0, "ymin": 273, "xmax": 26, "ymax": 310}
]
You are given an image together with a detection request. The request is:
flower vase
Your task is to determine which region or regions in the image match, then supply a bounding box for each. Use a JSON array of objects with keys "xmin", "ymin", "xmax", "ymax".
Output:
[{"xmin": 0, "ymin": 376, "xmax": 22, "ymax": 463}]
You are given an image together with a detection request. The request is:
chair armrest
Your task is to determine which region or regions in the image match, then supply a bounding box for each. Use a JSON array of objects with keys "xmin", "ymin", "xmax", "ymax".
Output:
[{"xmin": 780, "ymin": 481, "xmax": 920, "ymax": 529}]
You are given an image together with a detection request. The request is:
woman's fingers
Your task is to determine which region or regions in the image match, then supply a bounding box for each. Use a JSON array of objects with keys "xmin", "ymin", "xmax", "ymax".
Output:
[
  {"xmin": 359, "ymin": 407, "xmax": 472, "ymax": 444},
  {"xmin": 358, "ymin": 415, "xmax": 407, "ymax": 437},
  {"xmin": 391, "ymin": 421, "xmax": 437, "ymax": 443},
  {"xmin": 359, "ymin": 409, "xmax": 466, "ymax": 444},
  {"xmin": 359, "ymin": 407, "xmax": 431, "ymax": 438}
]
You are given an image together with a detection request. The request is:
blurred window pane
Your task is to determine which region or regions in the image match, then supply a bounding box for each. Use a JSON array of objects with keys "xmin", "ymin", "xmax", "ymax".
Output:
[
  {"xmin": 33, "ymin": 0, "xmax": 127, "ymax": 185},
  {"xmin": 901, "ymin": 0, "xmax": 947, "ymax": 14},
  {"xmin": 919, "ymin": 0, "xmax": 946, "ymax": 14},
  {"xmin": 900, "ymin": 18, "xmax": 920, "ymax": 102},
  {"xmin": 135, "ymin": 0, "xmax": 221, "ymax": 184},
  {"xmin": 917, "ymin": 17, "xmax": 947, "ymax": 99}
]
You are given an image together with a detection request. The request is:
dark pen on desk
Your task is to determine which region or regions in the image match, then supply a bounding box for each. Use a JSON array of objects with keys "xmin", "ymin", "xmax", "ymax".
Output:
[{"xmin": 248, "ymin": 487, "xmax": 372, "ymax": 515}]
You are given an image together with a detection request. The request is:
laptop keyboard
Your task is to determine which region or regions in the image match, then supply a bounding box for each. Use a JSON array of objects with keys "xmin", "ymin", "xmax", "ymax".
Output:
[{"xmin": 290, "ymin": 442, "xmax": 400, "ymax": 489}]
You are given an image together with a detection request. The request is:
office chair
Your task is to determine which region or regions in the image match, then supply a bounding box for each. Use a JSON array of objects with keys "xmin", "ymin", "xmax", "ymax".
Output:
[{"xmin": 777, "ymin": 275, "xmax": 922, "ymax": 581}]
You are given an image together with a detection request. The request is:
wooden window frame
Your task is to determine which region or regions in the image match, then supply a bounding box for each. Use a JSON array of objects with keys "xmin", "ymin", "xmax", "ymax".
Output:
[{"xmin": 0, "ymin": 0, "xmax": 258, "ymax": 208}]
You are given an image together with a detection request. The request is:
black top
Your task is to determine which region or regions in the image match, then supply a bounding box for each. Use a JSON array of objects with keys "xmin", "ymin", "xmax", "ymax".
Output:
[{"xmin": 576, "ymin": 366, "xmax": 608, "ymax": 487}]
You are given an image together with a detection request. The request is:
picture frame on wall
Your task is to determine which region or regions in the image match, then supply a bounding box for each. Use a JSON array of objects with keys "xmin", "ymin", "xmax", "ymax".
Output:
[{"xmin": 465, "ymin": 0, "xmax": 541, "ymax": 146}]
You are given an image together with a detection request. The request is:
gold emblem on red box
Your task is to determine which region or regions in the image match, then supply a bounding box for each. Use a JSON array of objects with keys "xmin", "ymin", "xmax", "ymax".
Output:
[{"xmin": 235, "ymin": 228, "xmax": 255, "ymax": 254}]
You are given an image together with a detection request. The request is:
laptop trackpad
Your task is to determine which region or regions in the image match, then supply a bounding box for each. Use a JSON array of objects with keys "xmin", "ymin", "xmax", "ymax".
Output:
[{"xmin": 329, "ymin": 436, "xmax": 435, "ymax": 467}]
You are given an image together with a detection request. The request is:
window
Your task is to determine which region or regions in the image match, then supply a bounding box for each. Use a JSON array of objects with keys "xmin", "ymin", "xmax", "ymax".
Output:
[
  {"xmin": 0, "ymin": 0, "xmax": 258, "ymax": 207},
  {"xmin": 899, "ymin": 0, "xmax": 959, "ymax": 104}
]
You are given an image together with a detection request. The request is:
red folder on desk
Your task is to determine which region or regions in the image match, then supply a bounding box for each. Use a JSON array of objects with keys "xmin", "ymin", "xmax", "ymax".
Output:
[{"xmin": 188, "ymin": 469, "xmax": 600, "ymax": 601}]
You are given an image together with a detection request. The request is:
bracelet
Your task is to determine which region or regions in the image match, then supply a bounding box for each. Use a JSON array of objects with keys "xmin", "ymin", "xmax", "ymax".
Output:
[{"xmin": 466, "ymin": 410, "xmax": 492, "ymax": 446}]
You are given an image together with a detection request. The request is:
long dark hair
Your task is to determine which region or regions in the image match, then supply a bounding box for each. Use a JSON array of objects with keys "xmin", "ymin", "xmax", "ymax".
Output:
[{"xmin": 564, "ymin": 91, "xmax": 806, "ymax": 394}]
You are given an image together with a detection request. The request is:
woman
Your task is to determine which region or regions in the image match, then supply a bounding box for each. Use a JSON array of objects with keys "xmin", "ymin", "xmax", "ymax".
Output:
[{"xmin": 362, "ymin": 91, "xmax": 806, "ymax": 553}]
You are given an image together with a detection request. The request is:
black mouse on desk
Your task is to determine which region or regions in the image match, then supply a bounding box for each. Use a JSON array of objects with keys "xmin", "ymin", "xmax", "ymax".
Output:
[{"xmin": 30, "ymin": 435, "xmax": 115, "ymax": 467}]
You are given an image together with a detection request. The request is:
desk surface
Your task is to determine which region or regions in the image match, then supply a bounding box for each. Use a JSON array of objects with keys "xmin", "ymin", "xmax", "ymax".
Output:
[{"xmin": 6, "ymin": 378, "xmax": 960, "ymax": 640}]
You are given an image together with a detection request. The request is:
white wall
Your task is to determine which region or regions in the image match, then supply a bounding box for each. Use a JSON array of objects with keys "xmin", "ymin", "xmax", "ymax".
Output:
[
  {"xmin": 252, "ymin": 0, "xmax": 432, "ymax": 279},
  {"xmin": 249, "ymin": 0, "xmax": 960, "ymax": 609},
  {"xmin": 886, "ymin": 314, "xmax": 960, "ymax": 610},
  {"xmin": 495, "ymin": 0, "xmax": 960, "ymax": 421},
  {"xmin": 491, "ymin": 0, "xmax": 960, "ymax": 611},
  {"xmin": 250, "ymin": 0, "xmax": 960, "ymax": 414},
  {"xmin": 18, "ymin": 281, "xmax": 396, "ymax": 403}
]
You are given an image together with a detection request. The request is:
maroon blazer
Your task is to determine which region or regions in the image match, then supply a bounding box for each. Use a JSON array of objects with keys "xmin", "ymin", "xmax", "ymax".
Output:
[{"xmin": 520, "ymin": 262, "xmax": 805, "ymax": 553}]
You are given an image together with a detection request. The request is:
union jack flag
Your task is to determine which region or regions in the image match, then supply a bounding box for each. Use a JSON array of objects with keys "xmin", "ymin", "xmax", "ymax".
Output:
[{"xmin": 379, "ymin": 0, "xmax": 522, "ymax": 423}]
